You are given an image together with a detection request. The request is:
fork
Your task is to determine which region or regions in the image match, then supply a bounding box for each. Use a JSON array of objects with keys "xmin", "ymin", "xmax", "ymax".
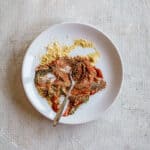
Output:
[{"xmin": 53, "ymin": 72, "xmax": 75, "ymax": 126}]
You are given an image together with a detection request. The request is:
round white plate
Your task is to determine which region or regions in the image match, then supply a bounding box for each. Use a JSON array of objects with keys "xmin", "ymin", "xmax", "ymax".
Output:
[{"xmin": 22, "ymin": 23, "xmax": 123, "ymax": 124}]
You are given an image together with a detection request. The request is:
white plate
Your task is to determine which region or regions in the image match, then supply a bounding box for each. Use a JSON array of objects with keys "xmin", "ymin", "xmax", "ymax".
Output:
[{"xmin": 22, "ymin": 23, "xmax": 123, "ymax": 124}]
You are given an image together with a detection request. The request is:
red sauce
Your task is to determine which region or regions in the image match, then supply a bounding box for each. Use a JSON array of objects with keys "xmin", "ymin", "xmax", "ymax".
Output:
[{"xmin": 35, "ymin": 56, "xmax": 106, "ymax": 116}]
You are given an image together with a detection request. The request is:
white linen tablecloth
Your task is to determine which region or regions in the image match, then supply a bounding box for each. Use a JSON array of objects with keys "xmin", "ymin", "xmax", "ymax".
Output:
[{"xmin": 0, "ymin": 0, "xmax": 150, "ymax": 149}]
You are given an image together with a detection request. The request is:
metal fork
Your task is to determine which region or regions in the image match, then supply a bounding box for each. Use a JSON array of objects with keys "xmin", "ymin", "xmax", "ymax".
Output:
[{"xmin": 53, "ymin": 72, "xmax": 75, "ymax": 126}]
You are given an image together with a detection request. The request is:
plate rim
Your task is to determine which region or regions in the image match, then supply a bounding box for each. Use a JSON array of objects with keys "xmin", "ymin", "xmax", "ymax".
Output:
[{"xmin": 21, "ymin": 22, "xmax": 123, "ymax": 125}]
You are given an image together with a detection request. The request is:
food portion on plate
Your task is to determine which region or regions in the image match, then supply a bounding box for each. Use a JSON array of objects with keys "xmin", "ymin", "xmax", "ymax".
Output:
[{"xmin": 34, "ymin": 39, "xmax": 106, "ymax": 116}]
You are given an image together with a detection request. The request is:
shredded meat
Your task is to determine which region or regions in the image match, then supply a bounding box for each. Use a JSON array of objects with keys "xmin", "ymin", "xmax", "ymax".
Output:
[{"xmin": 34, "ymin": 56, "xmax": 106, "ymax": 116}]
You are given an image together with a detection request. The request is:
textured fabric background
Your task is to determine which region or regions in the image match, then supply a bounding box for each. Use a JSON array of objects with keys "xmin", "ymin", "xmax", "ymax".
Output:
[{"xmin": 0, "ymin": 0, "xmax": 150, "ymax": 150}]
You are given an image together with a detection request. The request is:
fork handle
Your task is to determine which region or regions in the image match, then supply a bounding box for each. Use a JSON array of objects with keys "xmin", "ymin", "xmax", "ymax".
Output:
[{"xmin": 53, "ymin": 97, "xmax": 68, "ymax": 127}]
